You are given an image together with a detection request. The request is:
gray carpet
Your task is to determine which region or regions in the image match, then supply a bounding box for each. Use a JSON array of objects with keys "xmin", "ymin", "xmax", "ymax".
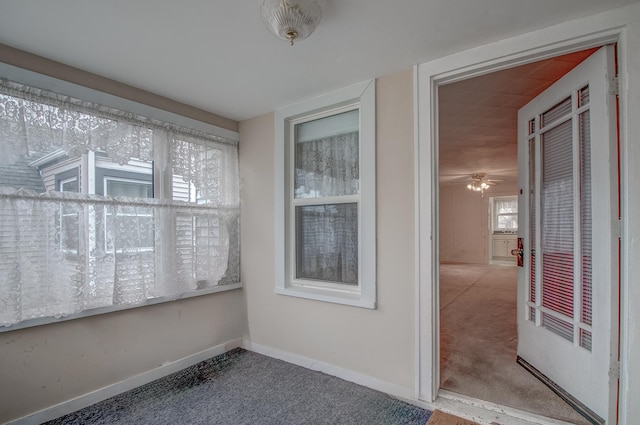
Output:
[{"xmin": 43, "ymin": 348, "xmax": 431, "ymax": 425}]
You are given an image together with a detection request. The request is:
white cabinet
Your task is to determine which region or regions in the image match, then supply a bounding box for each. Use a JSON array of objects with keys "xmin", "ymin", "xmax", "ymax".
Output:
[{"xmin": 491, "ymin": 234, "xmax": 517, "ymax": 261}]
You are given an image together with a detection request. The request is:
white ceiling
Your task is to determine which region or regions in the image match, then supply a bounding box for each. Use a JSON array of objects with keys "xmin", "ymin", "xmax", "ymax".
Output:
[
  {"xmin": 0, "ymin": 1, "xmax": 636, "ymax": 186},
  {"xmin": 0, "ymin": 0, "xmax": 637, "ymax": 123}
]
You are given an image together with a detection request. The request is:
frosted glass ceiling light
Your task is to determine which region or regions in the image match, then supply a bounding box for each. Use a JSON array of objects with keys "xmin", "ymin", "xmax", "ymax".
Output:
[{"xmin": 261, "ymin": 0, "xmax": 322, "ymax": 46}]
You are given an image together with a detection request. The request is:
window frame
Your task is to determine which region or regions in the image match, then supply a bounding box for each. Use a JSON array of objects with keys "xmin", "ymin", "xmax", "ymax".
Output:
[
  {"xmin": 56, "ymin": 169, "xmax": 81, "ymax": 255},
  {"xmin": 0, "ymin": 63, "xmax": 241, "ymax": 333},
  {"xmin": 490, "ymin": 195, "xmax": 519, "ymax": 234},
  {"xmin": 274, "ymin": 80, "xmax": 376, "ymax": 309}
]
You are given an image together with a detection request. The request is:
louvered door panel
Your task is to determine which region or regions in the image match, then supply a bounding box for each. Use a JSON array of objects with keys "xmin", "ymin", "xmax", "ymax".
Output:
[
  {"xmin": 540, "ymin": 119, "xmax": 575, "ymax": 339},
  {"xmin": 517, "ymin": 46, "xmax": 617, "ymax": 423}
]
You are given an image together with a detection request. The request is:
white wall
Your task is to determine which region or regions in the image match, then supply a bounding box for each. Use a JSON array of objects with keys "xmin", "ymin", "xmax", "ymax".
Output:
[
  {"xmin": 239, "ymin": 70, "xmax": 416, "ymax": 394},
  {"xmin": 439, "ymin": 182, "xmax": 518, "ymax": 264}
]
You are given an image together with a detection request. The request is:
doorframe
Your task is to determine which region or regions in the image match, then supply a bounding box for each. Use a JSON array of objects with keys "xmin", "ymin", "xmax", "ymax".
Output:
[{"xmin": 414, "ymin": 5, "xmax": 640, "ymax": 423}]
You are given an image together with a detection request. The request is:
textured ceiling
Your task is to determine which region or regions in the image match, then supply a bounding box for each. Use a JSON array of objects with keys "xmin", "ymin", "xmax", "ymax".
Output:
[
  {"xmin": 438, "ymin": 48, "xmax": 597, "ymax": 186},
  {"xmin": 0, "ymin": 1, "xmax": 637, "ymax": 122}
]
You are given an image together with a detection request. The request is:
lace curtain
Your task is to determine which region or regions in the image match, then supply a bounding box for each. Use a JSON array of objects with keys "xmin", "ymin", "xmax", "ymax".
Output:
[
  {"xmin": 0, "ymin": 85, "xmax": 153, "ymax": 166},
  {"xmin": 495, "ymin": 197, "xmax": 517, "ymax": 214},
  {"xmin": 296, "ymin": 203, "xmax": 358, "ymax": 285},
  {"xmin": 0, "ymin": 80, "xmax": 239, "ymax": 327},
  {"xmin": 293, "ymin": 131, "xmax": 359, "ymax": 285},
  {"xmin": 294, "ymin": 131, "xmax": 359, "ymax": 198}
]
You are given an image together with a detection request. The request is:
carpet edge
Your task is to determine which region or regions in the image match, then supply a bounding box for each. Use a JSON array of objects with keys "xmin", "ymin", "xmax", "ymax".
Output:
[{"xmin": 7, "ymin": 338, "xmax": 243, "ymax": 425}]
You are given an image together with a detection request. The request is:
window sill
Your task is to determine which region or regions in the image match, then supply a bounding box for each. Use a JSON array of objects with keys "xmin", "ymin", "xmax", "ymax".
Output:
[
  {"xmin": 0, "ymin": 282, "xmax": 243, "ymax": 333},
  {"xmin": 275, "ymin": 285, "xmax": 376, "ymax": 309}
]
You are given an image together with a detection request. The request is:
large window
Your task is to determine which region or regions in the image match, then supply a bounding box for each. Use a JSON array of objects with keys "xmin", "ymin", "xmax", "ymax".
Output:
[
  {"xmin": 0, "ymin": 77, "xmax": 240, "ymax": 329},
  {"xmin": 275, "ymin": 80, "xmax": 376, "ymax": 308}
]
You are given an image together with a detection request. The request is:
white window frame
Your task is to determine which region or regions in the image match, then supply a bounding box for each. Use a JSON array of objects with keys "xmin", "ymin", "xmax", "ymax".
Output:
[
  {"xmin": 103, "ymin": 176, "xmax": 153, "ymax": 198},
  {"xmin": 59, "ymin": 176, "xmax": 78, "ymax": 193},
  {"xmin": 274, "ymin": 80, "xmax": 376, "ymax": 308},
  {"xmin": 490, "ymin": 195, "xmax": 518, "ymax": 234},
  {"xmin": 58, "ymin": 176, "xmax": 80, "ymax": 255}
]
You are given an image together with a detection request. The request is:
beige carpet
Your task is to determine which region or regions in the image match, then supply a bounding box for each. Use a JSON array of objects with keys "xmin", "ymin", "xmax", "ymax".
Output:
[
  {"xmin": 426, "ymin": 410, "xmax": 479, "ymax": 425},
  {"xmin": 439, "ymin": 263, "xmax": 589, "ymax": 424}
]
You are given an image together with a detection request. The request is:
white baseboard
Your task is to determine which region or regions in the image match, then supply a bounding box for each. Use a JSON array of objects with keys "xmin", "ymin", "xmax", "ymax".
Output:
[
  {"xmin": 242, "ymin": 339, "xmax": 415, "ymax": 401},
  {"xmin": 9, "ymin": 338, "xmax": 243, "ymax": 425},
  {"xmin": 11, "ymin": 338, "xmax": 576, "ymax": 425},
  {"xmin": 243, "ymin": 341, "xmax": 578, "ymax": 425}
]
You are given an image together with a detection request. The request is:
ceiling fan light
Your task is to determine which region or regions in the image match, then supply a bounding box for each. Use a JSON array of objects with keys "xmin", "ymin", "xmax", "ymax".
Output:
[
  {"xmin": 466, "ymin": 173, "xmax": 492, "ymax": 195},
  {"xmin": 261, "ymin": 0, "xmax": 323, "ymax": 46}
]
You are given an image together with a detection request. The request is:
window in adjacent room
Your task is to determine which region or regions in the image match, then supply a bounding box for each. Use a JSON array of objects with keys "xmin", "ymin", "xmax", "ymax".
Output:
[
  {"xmin": 274, "ymin": 80, "xmax": 376, "ymax": 308},
  {"xmin": 491, "ymin": 196, "xmax": 518, "ymax": 233}
]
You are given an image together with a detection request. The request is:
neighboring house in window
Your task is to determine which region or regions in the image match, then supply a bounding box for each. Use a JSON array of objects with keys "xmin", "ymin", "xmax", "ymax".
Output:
[
  {"xmin": 31, "ymin": 149, "xmax": 156, "ymax": 255},
  {"xmin": 0, "ymin": 155, "xmax": 46, "ymax": 193}
]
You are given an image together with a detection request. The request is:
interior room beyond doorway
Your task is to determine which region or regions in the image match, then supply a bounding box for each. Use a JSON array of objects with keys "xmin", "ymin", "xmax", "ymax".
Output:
[{"xmin": 437, "ymin": 48, "xmax": 600, "ymax": 424}]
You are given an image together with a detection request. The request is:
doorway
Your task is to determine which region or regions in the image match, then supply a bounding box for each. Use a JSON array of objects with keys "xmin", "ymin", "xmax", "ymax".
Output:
[{"xmin": 436, "ymin": 48, "xmax": 606, "ymax": 424}]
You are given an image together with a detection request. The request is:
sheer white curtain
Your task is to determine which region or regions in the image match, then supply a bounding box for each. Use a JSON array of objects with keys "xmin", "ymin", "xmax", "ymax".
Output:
[
  {"xmin": 0, "ymin": 86, "xmax": 154, "ymax": 166},
  {"xmin": 495, "ymin": 197, "xmax": 517, "ymax": 214},
  {"xmin": 296, "ymin": 203, "xmax": 358, "ymax": 285},
  {"xmin": 0, "ymin": 80, "xmax": 239, "ymax": 327},
  {"xmin": 293, "ymin": 131, "xmax": 359, "ymax": 285},
  {"xmin": 294, "ymin": 132, "xmax": 359, "ymax": 198}
]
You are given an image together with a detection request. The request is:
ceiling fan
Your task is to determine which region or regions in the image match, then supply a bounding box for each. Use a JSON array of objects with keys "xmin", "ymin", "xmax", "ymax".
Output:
[{"xmin": 466, "ymin": 173, "xmax": 499, "ymax": 196}]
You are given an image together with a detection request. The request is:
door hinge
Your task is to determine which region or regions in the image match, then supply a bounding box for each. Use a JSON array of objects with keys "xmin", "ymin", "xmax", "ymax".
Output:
[
  {"xmin": 615, "ymin": 219, "xmax": 622, "ymax": 239},
  {"xmin": 609, "ymin": 360, "xmax": 621, "ymax": 380},
  {"xmin": 609, "ymin": 76, "xmax": 619, "ymax": 96}
]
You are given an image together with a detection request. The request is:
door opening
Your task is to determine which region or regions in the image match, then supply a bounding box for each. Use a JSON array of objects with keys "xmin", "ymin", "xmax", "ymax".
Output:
[{"xmin": 437, "ymin": 46, "xmax": 615, "ymax": 424}]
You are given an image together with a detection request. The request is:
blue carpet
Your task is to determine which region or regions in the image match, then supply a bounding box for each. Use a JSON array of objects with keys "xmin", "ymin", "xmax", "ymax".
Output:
[{"xmin": 43, "ymin": 348, "xmax": 431, "ymax": 425}]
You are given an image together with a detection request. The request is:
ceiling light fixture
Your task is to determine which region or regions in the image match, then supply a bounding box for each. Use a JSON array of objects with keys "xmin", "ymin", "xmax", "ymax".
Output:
[
  {"xmin": 467, "ymin": 173, "xmax": 491, "ymax": 196},
  {"xmin": 261, "ymin": 0, "xmax": 323, "ymax": 46}
]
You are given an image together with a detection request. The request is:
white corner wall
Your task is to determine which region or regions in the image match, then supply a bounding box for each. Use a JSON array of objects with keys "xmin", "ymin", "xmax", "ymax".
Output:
[
  {"xmin": 239, "ymin": 70, "xmax": 416, "ymax": 395},
  {"xmin": 439, "ymin": 182, "xmax": 517, "ymax": 264}
]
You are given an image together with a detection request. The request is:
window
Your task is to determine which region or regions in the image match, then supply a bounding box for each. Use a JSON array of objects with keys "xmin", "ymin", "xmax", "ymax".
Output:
[
  {"xmin": 491, "ymin": 196, "xmax": 518, "ymax": 233},
  {"xmin": 59, "ymin": 177, "xmax": 79, "ymax": 193},
  {"xmin": 104, "ymin": 177, "xmax": 153, "ymax": 198},
  {"xmin": 0, "ymin": 77, "xmax": 240, "ymax": 329},
  {"xmin": 56, "ymin": 170, "xmax": 81, "ymax": 254},
  {"xmin": 274, "ymin": 80, "xmax": 376, "ymax": 308}
]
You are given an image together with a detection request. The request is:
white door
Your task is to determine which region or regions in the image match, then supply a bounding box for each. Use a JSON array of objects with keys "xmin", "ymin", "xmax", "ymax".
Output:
[{"xmin": 517, "ymin": 45, "xmax": 618, "ymax": 424}]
